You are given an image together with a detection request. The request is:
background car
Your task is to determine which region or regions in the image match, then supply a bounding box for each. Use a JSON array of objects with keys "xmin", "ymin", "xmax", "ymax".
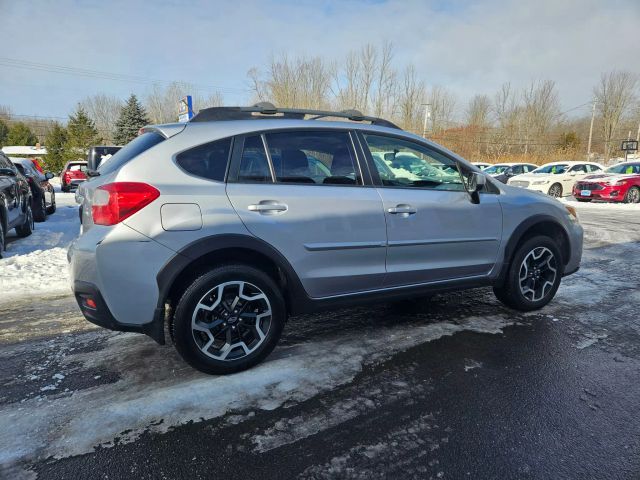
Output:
[
  {"xmin": 483, "ymin": 162, "xmax": 538, "ymax": 183},
  {"xmin": 0, "ymin": 153, "xmax": 34, "ymax": 256},
  {"xmin": 61, "ymin": 161, "xmax": 88, "ymax": 192},
  {"xmin": 507, "ymin": 161, "xmax": 604, "ymax": 197},
  {"xmin": 10, "ymin": 158, "xmax": 56, "ymax": 221},
  {"xmin": 472, "ymin": 162, "xmax": 492, "ymax": 170},
  {"xmin": 573, "ymin": 161, "xmax": 640, "ymax": 203}
]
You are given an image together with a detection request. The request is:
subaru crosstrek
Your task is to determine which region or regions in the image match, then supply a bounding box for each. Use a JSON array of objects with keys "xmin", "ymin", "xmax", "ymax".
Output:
[{"xmin": 69, "ymin": 104, "xmax": 583, "ymax": 375}]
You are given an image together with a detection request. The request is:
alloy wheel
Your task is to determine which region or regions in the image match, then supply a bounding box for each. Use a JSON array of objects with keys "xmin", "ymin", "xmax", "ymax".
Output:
[
  {"xmin": 627, "ymin": 187, "xmax": 640, "ymax": 204},
  {"xmin": 191, "ymin": 281, "xmax": 272, "ymax": 361},
  {"xmin": 548, "ymin": 184, "xmax": 562, "ymax": 198},
  {"xmin": 519, "ymin": 247, "xmax": 558, "ymax": 302}
]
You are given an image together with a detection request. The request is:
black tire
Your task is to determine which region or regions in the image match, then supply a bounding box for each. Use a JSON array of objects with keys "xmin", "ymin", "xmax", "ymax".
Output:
[
  {"xmin": 624, "ymin": 186, "xmax": 640, "ymax": 204},
  {"xmin": 548, "ymin": 183, "xmax": 563, "ymax": 198},
  {"xmin": 46, "ymin": 190, "xmax": 56, "ymax": 214},
  {"xmin": 15, "ymin": 203, "xmax": 34, "ymax": 237},
  {"xmin": 493, "ymin": 235, "xmax": 563, "ymax": 311},
  {"xmin": 61, "ymin": 184, "xmax": 69, "ymax": 193},
  {"xmin": 33, "ymin": 196, "xmax": 47, "ymax": 222},
  {"xmin": 172, "ymin": 264, "xmax": 286, "ymax": 375},
  {"xmin": 0, "ymin": 221, "xmax": 4, "ymax": 258},
  {"xmin": 575, "ymin": 198, "xmax": 592, "ymax": 203}
]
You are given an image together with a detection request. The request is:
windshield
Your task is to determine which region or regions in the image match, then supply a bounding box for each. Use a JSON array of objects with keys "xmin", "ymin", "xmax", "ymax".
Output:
[
  {"xmin": 605, "ymin": 163, "xmax": 640, "ymax": 174},
  {"xmin": 484, "ymin": 165, "xmax": 509, "ymax": 174},
  {"xmin": 532, "ymin": 164, "xmax": 568, "ymax": 174}
]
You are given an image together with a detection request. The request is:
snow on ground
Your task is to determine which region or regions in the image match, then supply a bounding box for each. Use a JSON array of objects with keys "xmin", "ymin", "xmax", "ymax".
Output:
[{"xmin": 0, "ymin": 182, "xmax": 79, "ymax": 303}]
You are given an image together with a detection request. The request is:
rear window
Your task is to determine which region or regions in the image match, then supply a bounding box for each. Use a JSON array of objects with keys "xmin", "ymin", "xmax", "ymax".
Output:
[
  {"xmin": 68, "ymin": 163, "xmax": 87, "ymax": 172},
  {"xmin": 175, "ymin": 137, "xmax": 232, "ymax": 182},
  {"xmin": 98, "ymin": 132, "xmax": 165, "ymax": 175}
]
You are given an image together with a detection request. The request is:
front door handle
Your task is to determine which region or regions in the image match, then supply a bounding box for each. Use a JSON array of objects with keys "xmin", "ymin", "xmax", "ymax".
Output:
[
  {"xmin": 387, "ymin": 204, "xmax": 417, "ymax": 217},
  {"xmin": 248, "ymin": 201, "xmax": 288, "ymax": 215}
]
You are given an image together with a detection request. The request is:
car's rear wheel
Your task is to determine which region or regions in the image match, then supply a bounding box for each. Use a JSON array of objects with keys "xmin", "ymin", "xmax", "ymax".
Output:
[
  {"xmin": 34, "ymin": 196, "xmax": 47, "ymax": 222},
  {"xmin": 624, "ymin": 186, "xmax": 640, "ymax": 204},
  {"xmin": 548, "ymin": 183, "xmax": 563, "ymax": 198},
  {"xmin": 172, "ymin": 264, "xmax": 286, "ymax": 375},
  {"xmin": 0, "ymin": 221, "xmax": 4, "ymax": 258},
  {"xmin": 15, "ymin": 203, "xmax": 34, "ymax": 237},
  {"xmin": 493, "ymin": 235, "xmax": 563, "ymax": 311},
  {"xmin": 46, "ymin": 190, "xmax": 56, "ymax": 214}
]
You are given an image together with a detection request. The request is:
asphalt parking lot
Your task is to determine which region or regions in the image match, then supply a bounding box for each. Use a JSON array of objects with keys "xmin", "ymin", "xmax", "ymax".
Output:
[{"xmin": 1, "ymin": 203, "xmax": 639, "ymax": 480}]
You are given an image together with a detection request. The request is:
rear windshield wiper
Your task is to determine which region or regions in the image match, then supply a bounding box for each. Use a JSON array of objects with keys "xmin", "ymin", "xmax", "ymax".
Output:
[{"xmin": 86, "ymin": 169, "xmax": 101, "ymax": 177}]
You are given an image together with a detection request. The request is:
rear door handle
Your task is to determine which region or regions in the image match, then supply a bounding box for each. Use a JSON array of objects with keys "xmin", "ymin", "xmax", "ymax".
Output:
[
  {"xmin": 248, "ymin": 201, "xmax": 288, "ymax": 214},
  {"xmin": 387, "ymin": 204, "xmax": 417, "ymax": 216}
]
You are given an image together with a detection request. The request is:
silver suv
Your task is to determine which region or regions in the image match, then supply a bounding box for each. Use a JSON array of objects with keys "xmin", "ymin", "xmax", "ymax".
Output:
[{"xmin": 69, "ymin": 104, "xmax": 583, "ymax": 374}]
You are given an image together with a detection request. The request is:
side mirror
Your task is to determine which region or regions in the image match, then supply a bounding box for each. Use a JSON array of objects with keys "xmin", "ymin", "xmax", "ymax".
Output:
[
  {"xmin": 468, "ymin": 172, "xmax": 487, "ymax": 204},
  {"xmin": 0, "ymin": 168, "xmax": 16, "ymax": 177},
  {"xmin": 45, "ymin": 172, "xmax": 54, "ymax": 180}
]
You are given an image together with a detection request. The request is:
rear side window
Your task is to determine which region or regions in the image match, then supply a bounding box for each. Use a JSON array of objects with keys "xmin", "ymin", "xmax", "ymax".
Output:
[
  {"xmin": 238, "ymin": 135, "xmax": 272, "ymax": 183},
  {"xmin": 264, "ymin": 130, "xmax": 360, "ymax": 185},
  {"xmin": 176, "ymin": 137, "xmax": 231, "ymax": 182},
  {"xmin": 98, "ymin": 132, "xmax": 165, "ymax": 175}
]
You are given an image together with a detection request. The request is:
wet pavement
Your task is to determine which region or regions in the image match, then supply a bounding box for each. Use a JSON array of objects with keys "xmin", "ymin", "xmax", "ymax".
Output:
[{"xmin": 1, "ymin": 206, "xmax": 639, "ymax": 479}]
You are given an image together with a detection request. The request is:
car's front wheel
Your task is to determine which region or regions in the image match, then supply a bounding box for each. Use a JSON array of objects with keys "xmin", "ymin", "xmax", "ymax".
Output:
[
  {"xmin": 46, "ymin": 190, "xmax": 56, "ymax": 214},
  {"xmin": 172, "ymin": 264, "xmax": 286, "ymax": 375},
  {"xmin": 493, "ymin": 235, "xmax": 563, "ymax": 311},
  {"xmin": 548, "ymin": 183, "xmax": 563, "ymax": 198},
  {"xmin": 624, "ymin": 186, "xmax": 640, "ymax": 204}
]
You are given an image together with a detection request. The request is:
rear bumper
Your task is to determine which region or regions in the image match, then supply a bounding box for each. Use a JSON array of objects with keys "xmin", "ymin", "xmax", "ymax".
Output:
[{"xmin": 74, "ymin": 281, "xmax": 165, "ymax": 344}]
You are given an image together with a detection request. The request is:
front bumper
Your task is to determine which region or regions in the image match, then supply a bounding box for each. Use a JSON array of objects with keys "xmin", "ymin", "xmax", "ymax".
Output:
[
  {"xmin": 563, "ymin": 222, "xmax": 583, "ymax": 277},
  {"xmin": 572, "ymin": 184, "xmax": 626, "ymax": 202}
]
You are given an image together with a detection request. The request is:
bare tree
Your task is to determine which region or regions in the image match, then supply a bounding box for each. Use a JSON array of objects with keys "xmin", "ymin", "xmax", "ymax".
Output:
[
  {"xmin": 466, "ymin": 94, "xmax": 492, "ymax": 128},
  {"xmin": 0, "ymin": 105, "xmax": 12, "ymax": 121},
  {"xmin": 80, "ymin": 94, "xmax": 122, "ymax": 143},
  {"xmin": 521, "ymin": 80, "xmax": 560, "ymax": 154},
  {"xmin": 145, "ymin": 82, "xmax": 224, "ymax": 123},
  {"xmin": 372, "ymin": 41, "xmax": 396, "ymax": 117},
  {"xmin": 594, "ymin": 71, "xmax": 638, "ymax": 160},
  {"xmin": 427, "ymin": 86, "xmax": 457, "ymax": 133},
  {"xmin": 394, "ymin": 65, "xmax": 426, "ymax": 132}
]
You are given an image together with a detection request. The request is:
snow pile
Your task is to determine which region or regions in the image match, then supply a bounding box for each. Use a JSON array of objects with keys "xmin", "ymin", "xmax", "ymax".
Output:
[
  {"xmin": 0, "ymin": 314, "xmax": 516, "ymax": 464},
  {"xmin": 0, "ymin": 188, "xmax": 79, "ymax": 303}
]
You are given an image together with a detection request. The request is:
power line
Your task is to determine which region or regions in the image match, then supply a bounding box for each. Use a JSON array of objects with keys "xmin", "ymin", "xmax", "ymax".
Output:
[{"xmin": 0, "ymin": 57, "xmax": 251, "ymax": 95}]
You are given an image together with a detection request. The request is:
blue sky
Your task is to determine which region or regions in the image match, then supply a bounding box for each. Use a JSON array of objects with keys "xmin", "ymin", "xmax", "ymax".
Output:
[{"xmin": 1, "ymin": 0, "xmax": 638, "ymax": 120}]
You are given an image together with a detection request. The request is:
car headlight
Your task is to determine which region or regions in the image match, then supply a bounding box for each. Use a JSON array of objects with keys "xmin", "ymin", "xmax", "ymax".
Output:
[
  {"xmin": 607, "ymin": 179, "xmax": 627, "ymax": 186},
  {"xmin": 565, "ymin": 205, "xmax": 579, "ymax": 223},
  {"xmin": 532, "ymin": 180, "xmax": 549, "ymax": 185}
]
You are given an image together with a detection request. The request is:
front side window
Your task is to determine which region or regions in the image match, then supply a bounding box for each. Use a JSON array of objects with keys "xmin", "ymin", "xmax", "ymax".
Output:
[
  {"xmin": 363, "ymin": 134, "xmax": 465, "ymax": 191},
  {"xmin": 264, "ymin": 131, "xmax": 360, "ymax": 185},
  {"xmin": 176, "ymin": 137, "xmax": 231, "ymax": 182}
]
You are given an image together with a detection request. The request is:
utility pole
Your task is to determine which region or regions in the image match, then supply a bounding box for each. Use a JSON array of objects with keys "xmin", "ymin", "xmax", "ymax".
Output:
[
  {"xmin": 636, "ymin": 120, "xmax": 640, "ymax": 142},
  {"xmin": 421, "ymin": 103, "xmax": 431, "ymax": 138},
  {"xmin": 587, "ymin": 101, "xmax": 596, "ymax": 158}
]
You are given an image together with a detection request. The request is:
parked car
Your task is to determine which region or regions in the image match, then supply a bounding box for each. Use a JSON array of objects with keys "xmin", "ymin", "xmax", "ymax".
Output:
[
  {"xmin": 483, "ymin": 163, "xmax": 538, "ymax": 184},
  {"xmin": 87, "ymin": 146, "xmax": 122, "ymax": 171},
  {"xmin": 61, "ymin": 161, "xmax": 88, "ymax": 192},
  {"xmin": 10, "ymin": 158, "xmax": 56, "ymax": 221},
  {"xmin": 507, "ymin": 161, "xmax": 604, "ymax": 198},
  {"xmin": 0, "ymin": 153, "xmax": 34, "ymax": 256},
  {"xmin": 572, "ymin": 161, "xmax": 640, "ymax": 203},
  {"xmin": 472, "ymin": 162, "xmax": 492, "ymax": 170},
  {"xmin": 69, "ymin": 104, "xmax": 583, "ymax": 375}
]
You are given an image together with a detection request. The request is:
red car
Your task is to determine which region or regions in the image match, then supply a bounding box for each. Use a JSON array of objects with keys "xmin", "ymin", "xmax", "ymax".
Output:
[
  {"xmin": 573, "ymin": 161, "xmax": 640, "ymax": 203},
  {"xmin": 61, "ymin": 161, "xmax": 88, "ymax": 192}
]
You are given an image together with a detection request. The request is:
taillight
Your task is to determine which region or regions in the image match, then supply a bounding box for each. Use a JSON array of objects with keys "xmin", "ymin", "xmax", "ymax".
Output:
[{"xmin": 92, "ymin": 182, "xmax": 159, "ymax": 226}]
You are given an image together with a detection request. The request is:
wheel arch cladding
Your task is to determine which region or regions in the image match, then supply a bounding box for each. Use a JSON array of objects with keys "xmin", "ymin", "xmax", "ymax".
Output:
[
  {"xmin": 502, "ymin": 215, "xmax": 571, "ymax": 274},
  {"xmin": 156, "ymin": 234, "xmax": 308, "ymax": 318}
]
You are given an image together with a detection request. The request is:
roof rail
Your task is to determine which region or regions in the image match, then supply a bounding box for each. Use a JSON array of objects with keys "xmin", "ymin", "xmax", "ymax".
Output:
[{"xmin": 189, "ymin": 102, "xmax": 401, "ymax": 129}]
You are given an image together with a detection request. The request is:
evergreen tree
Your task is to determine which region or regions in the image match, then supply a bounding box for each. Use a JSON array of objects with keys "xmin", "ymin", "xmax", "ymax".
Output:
[
  {"xmin": 0, "ymin": 119, "xmax": 8, "ymax": 147},
  {"xmin": 113, "ymin": 94, "xmax": 149, "ymax": 145},
  {"xmin": 63, "ymin": 106, "xmax": 100, "ymax": 163},
  {"xmin": 6, "ymin": 122, "xmax": 37, "ymax": 146},
  {"xmin": 45, "ymin": 122, "xmax": 68, "ymax": 172}
]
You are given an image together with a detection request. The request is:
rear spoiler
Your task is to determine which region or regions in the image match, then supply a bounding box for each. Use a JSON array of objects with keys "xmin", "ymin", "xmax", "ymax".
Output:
[{"xmin": 139, "ymin": 123, "xmax": 186, "ymax": 139}]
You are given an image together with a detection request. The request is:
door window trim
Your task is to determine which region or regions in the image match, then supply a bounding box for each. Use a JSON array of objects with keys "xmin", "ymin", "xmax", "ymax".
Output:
[{"xmin": 227, "ymin": 127, "xmax": 374, "ymax": 187}]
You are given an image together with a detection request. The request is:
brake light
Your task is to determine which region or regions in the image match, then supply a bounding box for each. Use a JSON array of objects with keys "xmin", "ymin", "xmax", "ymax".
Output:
[{"xmin": 92, "ymin": 182, "xmax": 159, "ymax": 226}]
